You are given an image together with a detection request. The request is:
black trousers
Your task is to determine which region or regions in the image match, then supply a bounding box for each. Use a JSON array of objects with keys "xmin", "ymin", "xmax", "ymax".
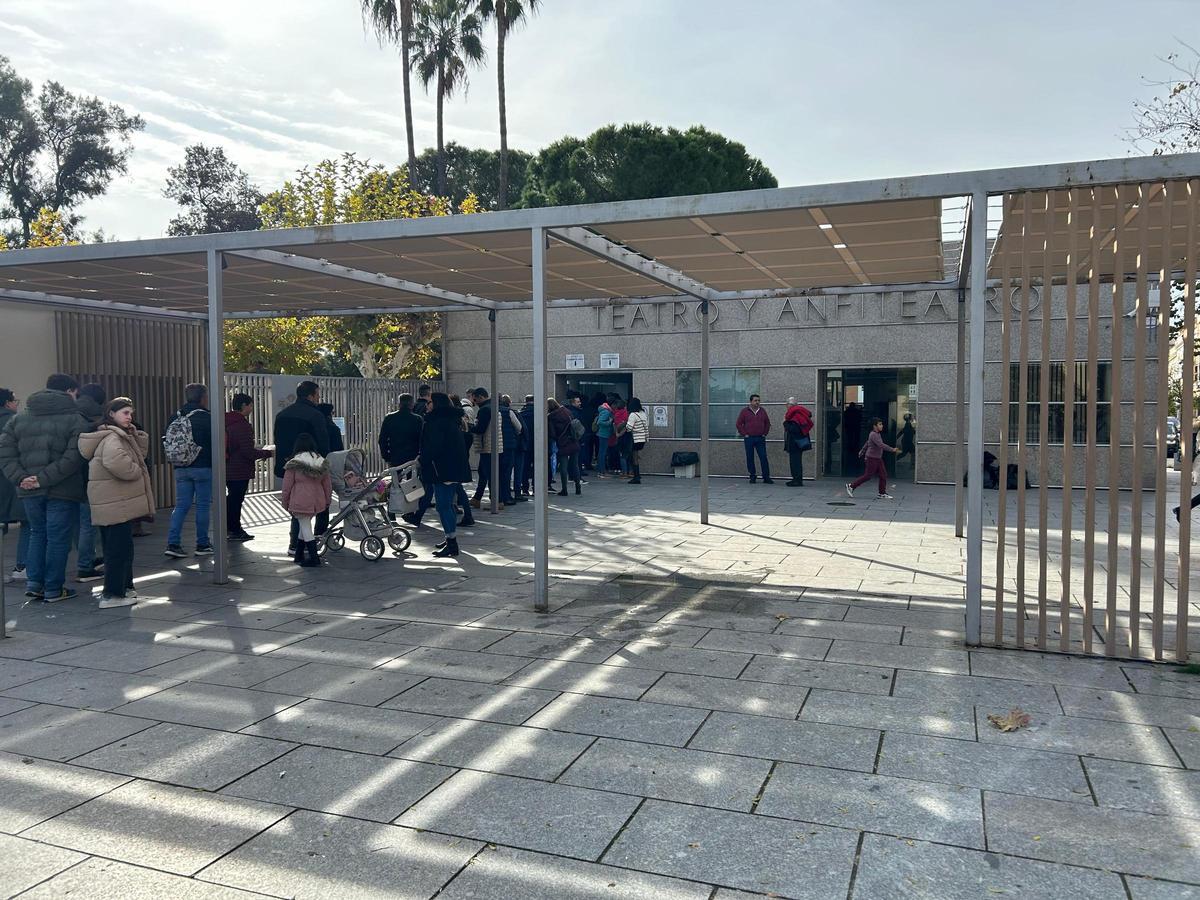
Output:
[
  {"xmin": 227, "ymin": 479, "xmax": 250, "ymax": 533},
  {"xmin": 473, "ymin": 453, "xmax": 492, "ymax": 500},
  {"xmin": 99, "ymin": 521, "xmax": 135, "ymax": 598},
  {"xmin": 787, "ymin": 448, "xmax": 805, "ymax": 483}
]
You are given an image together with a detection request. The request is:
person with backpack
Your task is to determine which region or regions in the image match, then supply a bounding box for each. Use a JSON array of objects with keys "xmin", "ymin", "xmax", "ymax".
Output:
[
  {"xmin": 783, "ymin": 398, "xmax": 814, "ymax": 487},
  {"xmin": 846, "ymin": 417, "xmax": 899, "ymax": 500},
  {"xmin": 547, "ymin": 398, "xmax": 581, "ymax": 496},
  {"xmin": 225, "ymin": 393, "xmax": 273, "ymax": 542},
  {"xmin": 0, "ymin": 374, "xmax": 87, "ymax": 603},
  {"xmin": 0, "ymin": 389, "xmax": 30, "ymax": 584},
  {"xmin": 273, "ymin": 381, "xmax": 330, "ymax": 552},
  {"xmin": 626, "ymin": 398, "xmax": 649, "ymax": 485},
  {"xmin": 78, "ymin": 398, "xmax": 154, "ymax": 608},
  {"xmin": 280, "ymin": 433, "xmax": 331, "ymax": 568},
  {"xmin": 163, "ymin": 383, "xmax": 214, "ymax": 558}
]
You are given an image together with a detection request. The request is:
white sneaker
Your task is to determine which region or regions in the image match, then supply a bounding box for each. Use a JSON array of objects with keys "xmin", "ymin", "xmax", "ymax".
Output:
[
  {"xmin": 6, "ymin": 566, "xmax": 26, "ymax": 583},
  {"xmin": 845, "ymin": 484, "xmax": 854, "ymax": 497},
  {"xmin": 876, "ymin": 493, "xmax": 894, "ymax": 500},
  {"xmin": 98, "ymin": 596, "xmax": 138, "ymax": 609}
]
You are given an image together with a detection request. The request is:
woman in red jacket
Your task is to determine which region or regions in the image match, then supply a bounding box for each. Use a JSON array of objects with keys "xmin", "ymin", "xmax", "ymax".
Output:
[
  {"xmin": 225, "ymin": 393, "xmax": 273, "ymax": 541},
  {"xmin": 783, "ymin": 398, "xmax": 813, "ymax": 487}
]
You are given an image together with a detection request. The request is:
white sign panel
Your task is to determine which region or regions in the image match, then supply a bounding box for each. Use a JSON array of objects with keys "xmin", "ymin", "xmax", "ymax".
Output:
[
  {"xmin": 653, "ymin": 405, "xmax": 669, "ymax": 428},
  {"xmin": 905, "ymin": 384, "xmax": 918, "ymax": 401},
  {"xmin": 565, "ymin": 354, "xmax": 585, "ymax": 370},
  {"xmin": 600, "ymin": 353, "xmax": 620, "ymax": 370}
]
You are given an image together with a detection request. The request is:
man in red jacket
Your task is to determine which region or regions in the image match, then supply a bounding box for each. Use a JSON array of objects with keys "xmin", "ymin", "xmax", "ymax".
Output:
[
  {"xmin": 225, "ymin": 393, "xmax": 273, "ymax": 541},
  {"xmin": 735, "ymin": 394, "xmax": 773, "ymax": 484}
]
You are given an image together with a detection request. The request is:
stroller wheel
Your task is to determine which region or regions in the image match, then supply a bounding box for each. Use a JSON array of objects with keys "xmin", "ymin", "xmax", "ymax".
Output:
[
  {"xmin": 360, "ymin": 535, "xmax": 385, "ymax": 562},
  {"xmin": 326, "ymin": 531, "xmax": 345, "ymax": 553},
  {"xmin": 388, "ymin": 530, "xmax": 411, "ymax": 553}
]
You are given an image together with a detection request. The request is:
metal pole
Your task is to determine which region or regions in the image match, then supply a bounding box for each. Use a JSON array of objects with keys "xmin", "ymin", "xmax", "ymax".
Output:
[
  {"xmin": 965, "ymin": 190, "xmax": 988, "ymax": 645},
  {"xmin": 699, "ymin": 299, "xmax": 711, "ymax": 525},
  {"xmin": 489, "ymin": 310, "xmax": 500, "ymax": 514},
  {"xmin": 955, "ymin": 288, "xmax": 966, "ymax": 537},
  {"xmin": 207, "ymin": 248, "xmax": 229, "ymax": 584},
  {"xmin": 531, "ymin": 228, "xmax": 549, "ymax": 612}
]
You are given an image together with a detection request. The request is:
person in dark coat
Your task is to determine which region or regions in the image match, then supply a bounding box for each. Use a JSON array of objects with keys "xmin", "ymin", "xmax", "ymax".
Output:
[
  {"xmin": 0, "ymin": 374, "xmax": 86, "ymax": 602},
  {"xmin": 547, "ymin": 398, "xmax": 581, "ymax": 496},
  {"xmin": 318, "ymin": 402, "xmax": 344, "ymax": 453},
  {"xmin": 164, "ymin": 383, "xmax": 215, "ymax": 558},
  {"xmin": 516, "ymin": 394, "xmax": 535, "ymax": 498},
  {"xmin": 498, "ymin": 395, "xmax": 521, "ymax": 505},
  {"xmin": 413, "ymin": 384, "xmax": 432, "ymax": 418},
  {"xmin": 273, "ymin": 381, "xmax": 330, "ymax": 550},
  {"xmin": 379, "ymin": 393, "xmax": 427, "ymax": 525},
  {"xmin": 0, "ymin": 389, "xmax": 30, "ymax": 583},
  {"xmin": 73, "ymin": 383, "xmax": 106, "ymax": 582},
  {"xmin": 419, "ymin": 392, "xmax": 473, "ymax": 558},
  {"xmin": 225, "ymin": 393, "xmax": 273, "ymax": 541}
]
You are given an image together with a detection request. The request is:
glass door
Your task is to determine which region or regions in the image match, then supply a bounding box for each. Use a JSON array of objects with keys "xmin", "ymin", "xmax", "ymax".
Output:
[{"xmin": 820, "ymin": 370, "xmax": 844, "ymax": 477}]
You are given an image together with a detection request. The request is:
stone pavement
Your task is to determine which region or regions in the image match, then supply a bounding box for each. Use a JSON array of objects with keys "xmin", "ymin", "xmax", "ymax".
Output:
[{"xmin": 0, "ymin": 476, "xmax": 1198, "ymax": 899}]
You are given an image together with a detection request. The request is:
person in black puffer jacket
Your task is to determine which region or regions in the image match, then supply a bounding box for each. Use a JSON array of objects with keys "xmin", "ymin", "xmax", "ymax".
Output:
[
  {"xmin": 73, "ymin": 383, "xmax": 107, "ymax": 581},
  {"xmin": 419, "ymin": 392, "xmax": 473, "ymax": 558},
  {"xmin": 0, "ymin": 389, "xmax": 30, "ymax": 582},
  {"xmin": 272, "ymin": 380, "xmax": 330, "ymax": 550},
  {"xmin": 0, "ymin": 374, "xmax": 86, "ymax": 602},
  {"xmin": 379, "ymin": 393, "xmax": 427, "ymax": 525}
]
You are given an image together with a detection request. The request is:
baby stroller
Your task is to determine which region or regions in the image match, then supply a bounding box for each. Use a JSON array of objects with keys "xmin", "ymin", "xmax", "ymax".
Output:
[{"xmin": 320, "ymin": 449, "xmax": 412, "ymax": 561}]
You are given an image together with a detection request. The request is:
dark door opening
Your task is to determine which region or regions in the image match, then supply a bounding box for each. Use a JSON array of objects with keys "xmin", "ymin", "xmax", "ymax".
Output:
[
  {"xmin": 820, "ymin": 368, "xmax": 917, "ymax": 481},
  {"xmin": 556, "ymin": 372, "xmax": 634, "ymax": 406}
]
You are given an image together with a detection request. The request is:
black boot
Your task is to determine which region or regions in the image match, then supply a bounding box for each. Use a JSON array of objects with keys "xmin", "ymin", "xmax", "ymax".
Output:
[
  {"xmin": 458, "ymin": 510, "xmax": 475, "ymax": 527},
  {"xmin": 575, "ymin": 480, "xmax": 582, "ymax": 495},
  {"xmin": 433, "ymin": 537, "xmax": 460, "ymax": 558},
  {"xmin": 292, "ymin": 541, "xmax": 306, "ymax": 566},
  {"xmin": 302, "ymin": 540, "xmax": 322, "ymax": 567},
  {"xmin": 628, "ymin": 466, "xmax": 641, "ymax": 485}
]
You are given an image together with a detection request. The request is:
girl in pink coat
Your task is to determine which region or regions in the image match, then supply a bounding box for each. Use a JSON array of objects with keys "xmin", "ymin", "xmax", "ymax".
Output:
[{"xmin": 281, "ymin": 433, "xmax": 332, "ymax": 567}]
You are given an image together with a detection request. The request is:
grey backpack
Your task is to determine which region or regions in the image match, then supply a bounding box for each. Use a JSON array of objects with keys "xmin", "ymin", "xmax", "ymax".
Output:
[{"xmin": 163, "ymin": 410, "xmax": 202, "ymax": 466}]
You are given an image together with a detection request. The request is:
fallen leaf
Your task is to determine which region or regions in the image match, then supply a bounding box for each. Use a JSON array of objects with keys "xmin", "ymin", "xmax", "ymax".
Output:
[
  {"xmin": 1032, "ymin": 835, "xmax": 1042, "ymax": 842},
  {"xmin": 687, "ymin": 842, "xmax": 700, "ymax": 849},
  {"xmin": 987, "ymin": 708, "xmax": 1032, "ymax": 732},
  {"xmin": 775, "ymin": 614, "xmax": 790, "ymax": 622}
]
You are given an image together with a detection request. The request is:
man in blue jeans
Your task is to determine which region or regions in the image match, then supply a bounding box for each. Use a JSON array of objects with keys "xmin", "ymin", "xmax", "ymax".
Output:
[
  {"xmin": 735, "ymin": 393, "xmax": 774, "ymax": 484},
  {"xmin": 165, "ymin": 383, "xmax": 214, "ymax": 558},
  {"xmin": 0, "ymin": 374, "xmax": 87, "ymax": 603}
]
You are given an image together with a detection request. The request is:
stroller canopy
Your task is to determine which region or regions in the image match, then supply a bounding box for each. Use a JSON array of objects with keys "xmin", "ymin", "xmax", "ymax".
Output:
[{"xmin": 328, "ymin": 449, "xmax": 367, "ymax": 495}]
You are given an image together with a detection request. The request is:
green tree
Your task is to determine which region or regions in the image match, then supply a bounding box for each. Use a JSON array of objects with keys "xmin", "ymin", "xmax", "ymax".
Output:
[
  {"xmin": 0, "ymin": 55, "xmax": 143, "ymax": 246},
  {"xmin": 518, "ymin": 122, "xmax": 776, "ymax": 208},
  {"xmin": 411, "ymin": 0, "xmax": 485, "ymax": 196},
  {"xmin": 478, "ymin": 0, "xmax": 540, "ymax": 210},
  {"xmin": 163, "ymin": 144, "xmax": 263, "ymax": 235},
  {"xmin": 359, "ymin": 0, "xmax": 419, "ymax": 185},
  {"xmin": 411, "ymin": 141, "xmax": 530, "ymax": 208}
]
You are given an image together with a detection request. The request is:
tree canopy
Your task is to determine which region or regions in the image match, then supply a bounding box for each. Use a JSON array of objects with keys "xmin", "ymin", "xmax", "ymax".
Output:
[
  {"xmin": 162, "ymin": 145, "xmax": 263, "ymax": 236},
  {"xmin": 411, "ymin": 141, "xmax": 530, "ymax": 209},
  {"xmin": 517, "ymin": 122, "xmax": 777, "ymax": 208}
]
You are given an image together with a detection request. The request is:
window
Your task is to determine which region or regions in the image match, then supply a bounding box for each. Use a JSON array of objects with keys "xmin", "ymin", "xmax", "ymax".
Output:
[
  {"xmin": 675, "ymin": 368, "xmax": 761, "ymax": 439},
  {"xmin": 1008, "ymin": 362, "xmax": 1111, "ymax": 445}
]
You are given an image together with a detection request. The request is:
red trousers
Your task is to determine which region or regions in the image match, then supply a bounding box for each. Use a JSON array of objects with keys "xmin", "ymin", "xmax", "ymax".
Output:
[{"xmin": 852, "ymin": 457, "xmax": 887, "ymax": 494}]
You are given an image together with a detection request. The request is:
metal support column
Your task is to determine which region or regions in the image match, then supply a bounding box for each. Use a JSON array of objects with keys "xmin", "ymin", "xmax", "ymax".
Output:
[
  {"xmin": 531, "ymin": 228, "xmax": 549, "ymax": 613},
  {"xmin": 699, "ymin": 299, "xmax": 711, "ymax": 525},
  {"xmin": 955, "ymin": 288, "xmax": 966, "ymax": 537},
  {"xmin": 207, "ymin": 248, "xmax": 229, "ymax": 584},
  {"xmin": 489, "ymin": 310, "xmax": 500, "ymax": 514},
  {"xmin": 965, "ymin": 191, "xmax": 988, "ymax": 645}
]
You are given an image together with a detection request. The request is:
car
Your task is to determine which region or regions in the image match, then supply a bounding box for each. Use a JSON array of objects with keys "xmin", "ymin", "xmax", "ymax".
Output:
[{"xmin": 1167, "ymin": 417, "xmax": 1180, "ymax": 458}]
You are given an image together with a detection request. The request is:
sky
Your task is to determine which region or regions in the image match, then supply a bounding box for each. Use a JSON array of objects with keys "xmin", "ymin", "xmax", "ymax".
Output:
[{"xmin": 1, "ymin": 0, "xmax": 1193, "ymax": 239}]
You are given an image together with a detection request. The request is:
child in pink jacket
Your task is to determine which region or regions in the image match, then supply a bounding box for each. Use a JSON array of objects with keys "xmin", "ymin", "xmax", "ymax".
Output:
[{"xmin": 281, "ymin": 433, "xmax": 332, "ymax": 567}]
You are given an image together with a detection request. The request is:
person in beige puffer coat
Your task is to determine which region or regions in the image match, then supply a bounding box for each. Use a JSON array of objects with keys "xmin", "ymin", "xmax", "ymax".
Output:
[{"xmin": 78, "ymin": 398, "xmax": 154, "ymax": 608}]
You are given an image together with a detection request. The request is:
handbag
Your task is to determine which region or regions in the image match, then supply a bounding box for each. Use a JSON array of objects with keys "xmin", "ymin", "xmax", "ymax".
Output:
[{"xmin": 794, "ymin": 434, "xmax": 812, "ymax": 452}]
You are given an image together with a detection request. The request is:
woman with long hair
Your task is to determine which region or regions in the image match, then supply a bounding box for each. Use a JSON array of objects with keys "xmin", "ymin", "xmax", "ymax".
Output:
[
  {"xmin": 626, "ymin": 398, "xmax": 649, "ymax": 485},
  {"xmin": 420, "ymin": 392, "xmax": 474, "ymax": 558}
]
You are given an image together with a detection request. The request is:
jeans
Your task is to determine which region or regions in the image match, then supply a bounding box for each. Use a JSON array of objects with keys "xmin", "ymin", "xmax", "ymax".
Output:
[
  {"xmin": 15, "ymin": 520, "xmax": 31, "ymax": 569},
  {"xmin": 743, "ymin": 435, "xmax": 771, "ymax": 479},
  {"xmin": 168, "ymin": 467, "xmax": 213, "ymax": 547},
  {"xmin": 511, "ymin": 449, "xmax": 526, "ymax": 495},
  {"xmin": 23, "ymin": 496, "xmax": 77, "ymax": 594},
  {"xmin": 852, "ymin": 457, "xmax": 888, "ymax": 494},
  {"xmin": 75, "ymin": 502, "xmax": 97, "ymax": 573},
  {"xmin": 499, "ymin": 450, "xmax": 515, "ymax": 503},
  {"xmin": 433, "ymin": 482, "xmax": 459, "ymax": 537},
  {"xmin": 100, "ymin": 521, "xmax": 135, "ymax": 599},
  {"xmin": 226, "ymin": 479, "xmax": 250, "ymax": 534}
]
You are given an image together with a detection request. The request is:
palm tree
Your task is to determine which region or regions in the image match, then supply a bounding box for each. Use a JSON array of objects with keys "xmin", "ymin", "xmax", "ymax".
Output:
[
  {"xmin": 359, "ymin": 1, "xmax": 419, "ymax": 187},
  {"xmin": 411, "ymin": 0, "xmax": 485, "ymax": 197},
  {"xmin": 478, "ymin": 0, "xmax": 540, "ymax": 209}
]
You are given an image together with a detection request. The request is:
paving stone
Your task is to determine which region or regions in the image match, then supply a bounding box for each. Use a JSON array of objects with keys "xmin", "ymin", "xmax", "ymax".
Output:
[
  {"xmin": 199, "ymin": 809, "xmax": 481, "ymax": 899},
  {"xmin": 0, "ymin": 657, "xmax": 69, "ymax": 692},
  {"xmin": 756, "ymin": 762, "xmax": 985, "ymax": 848},
  {"xmin": 0, "ymin": 704, "xmax": 152, "ymax": 761},
  {"xmin": 1126, "ymin": 877, "xmax": 1200, "ymax": 899},
  {"xmin": 845, "ymin": 606, "xmax": 964, "ymax": 630},
  {"xmin": 2, "ymin": 669, "xmax": 179, "ymax": 711},
  {"xmin": 483, "ymin": 631, "xmax": 624, "ymax": 664},
  {"xmin": 382, "ymin": 677, "xmax": 558, "ymax": 725},
  {"xmin": 438, "ymin": 845, "xmax": 712, "ymax": 900},
  {"xmin": 852, "ymin": 833, "xmax": 1126, "ymax": 900},
  {"xmin": 267, "ymin": 613, "xmax": 404, "ymax": 640},
  {"xmin": 969, "ymin": 651, "xmax": 1132, "ymax": 691},
  {"xmin": 139, "ymin": 649, "xmax": 308, "ymax": 688},
  {"xmin": 113, "ymin": 682, "xmax": 304, "ymax": 731},
  {"xmin": 693, "ymin": 629, "xmax": 831, "ymax": 661},
  {"xmin": 878, "ymin": 731, "xmax": 1092, "ymax": 802},
  {"xmin": 471, "ymin": 609, "xmax": 597, "ymax": 634},
  {"xmin": 22, "ymin": 857, "xmax": 266, "ymax": 899},
  {"xmin": 0, "ymin": 832, "xmax": 87, "ymax": 896},
  {"xmin": 73, "ymin": 722, "xmax": 296, "ymax": 791},
  {"xmin": 380, "ymin": 646, "xmax": 531, "ymax": 683},
  {"xmin": 399, "ymin": 769, "xmax": 640, "ymax": 859},
  {"xmin": 242, "ymin": 698, "xmax": 439, "ymax": 754},
  {"xmin": 1169, "ymin": 727, "xmax": 1200, "ymax": 769},
  {"xmin": 504, "ymin": 659, "xmax": 663, "ymax": 699},
  {"xmin": 37, "ymin": 638, "xmax": 201, "ymax": 673},
  {"xmin": 369, "ymin": 600, "xmax": 494, "ymax": 626},
  {"xmin": 264, "ymin": 635, "xmax": 409, "ymax": 669},
  {"xmin": 0, "ymin": 750, "xmax": 129, "ymax": 833},
  {"xmin": 825, "ymin": 639, "xmax": 970, "ymax": 675},
  {"xmin": 0, "ymin": 696, "xmax": 35, "ymax": 717},
  {"xmin": 391, "ymin": 718, "xmax": 593, "ymax": 779},
  {"xmin": 740, "ymin": 657, "xmax": 894, "ymax": 695},
  {"xmin": 891, "ymin": 669, "xmax": 1062, "ymax": 714},
  {"xmin": 180, "ymin": 606, "xmax": 311, "ymax": 630},
  {"xmin": 1085, "ymin": 757, "xmax": 1200, "ymax": 818},
  {"xmin": 526, "ymin": 694, "xmax": 707, "ymax": 746},
  {"xmin": 603, "ymin": 641, "xmax": 752, "ymax": 677},
  {"xmin": 985, "ymin": 791, "xmax": 1200, "ymax": 883},
  {"xmin": 560, "ymin": 737, "xmax": 771, "ymax": 811},
  {"xmin": 773, "ymin": 617, "xmax": 904, "ymax": 644},
  {"xmin": 604, "ymin": 799, "xmax": 857, "ymax": 897},
  {"xmin": 801, "ymin": 689, "xmax": 975, "ymax": 739},
  {"xmin": 222, "ymin": 745, "xmax": 452, "ymax": 822},
  {"xmin": 1056, "ymin": 685, "xmax": 1200, "ymax": 730},
  {"xmin": 688, "ymin": 711, "xmax": 880, "ymax": 772},
  {"xmin": 371, "ymin": 621, "xmax": 511, "ymax": 651},
  {"xmin": 575, "ymin": 619, "xmax": 709, "ymax": 647},
  {"xmin": 640, "ymin": 672, "xmax": 807, "ymax": 719},
  {"xmin": 165, "ymin": 624, "xmax": 309, "ymax": 654},
  {"xmin": 974, "ymin": 709, "xmax": 1182, "ymax": 767},
  {"xmin": 24, "ymin": 779, "xmax": 290, "ymax": 876},
  {"xmin": 1122, "ymin": 666, "xmax": 1200, "ymax": 701},
  {"xmin": 251, "ymin": 662, "xmax": 424, "ymax": 706}
]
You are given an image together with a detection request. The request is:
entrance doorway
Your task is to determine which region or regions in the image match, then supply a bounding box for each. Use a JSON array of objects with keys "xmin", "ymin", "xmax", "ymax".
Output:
[
  {"xmin": 820, "ymin": 368, "xmax": 918, "ymax": 481},
  {"xmin": 556, "ymin": 372, "xmax": 633, "ymax": 406}
]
